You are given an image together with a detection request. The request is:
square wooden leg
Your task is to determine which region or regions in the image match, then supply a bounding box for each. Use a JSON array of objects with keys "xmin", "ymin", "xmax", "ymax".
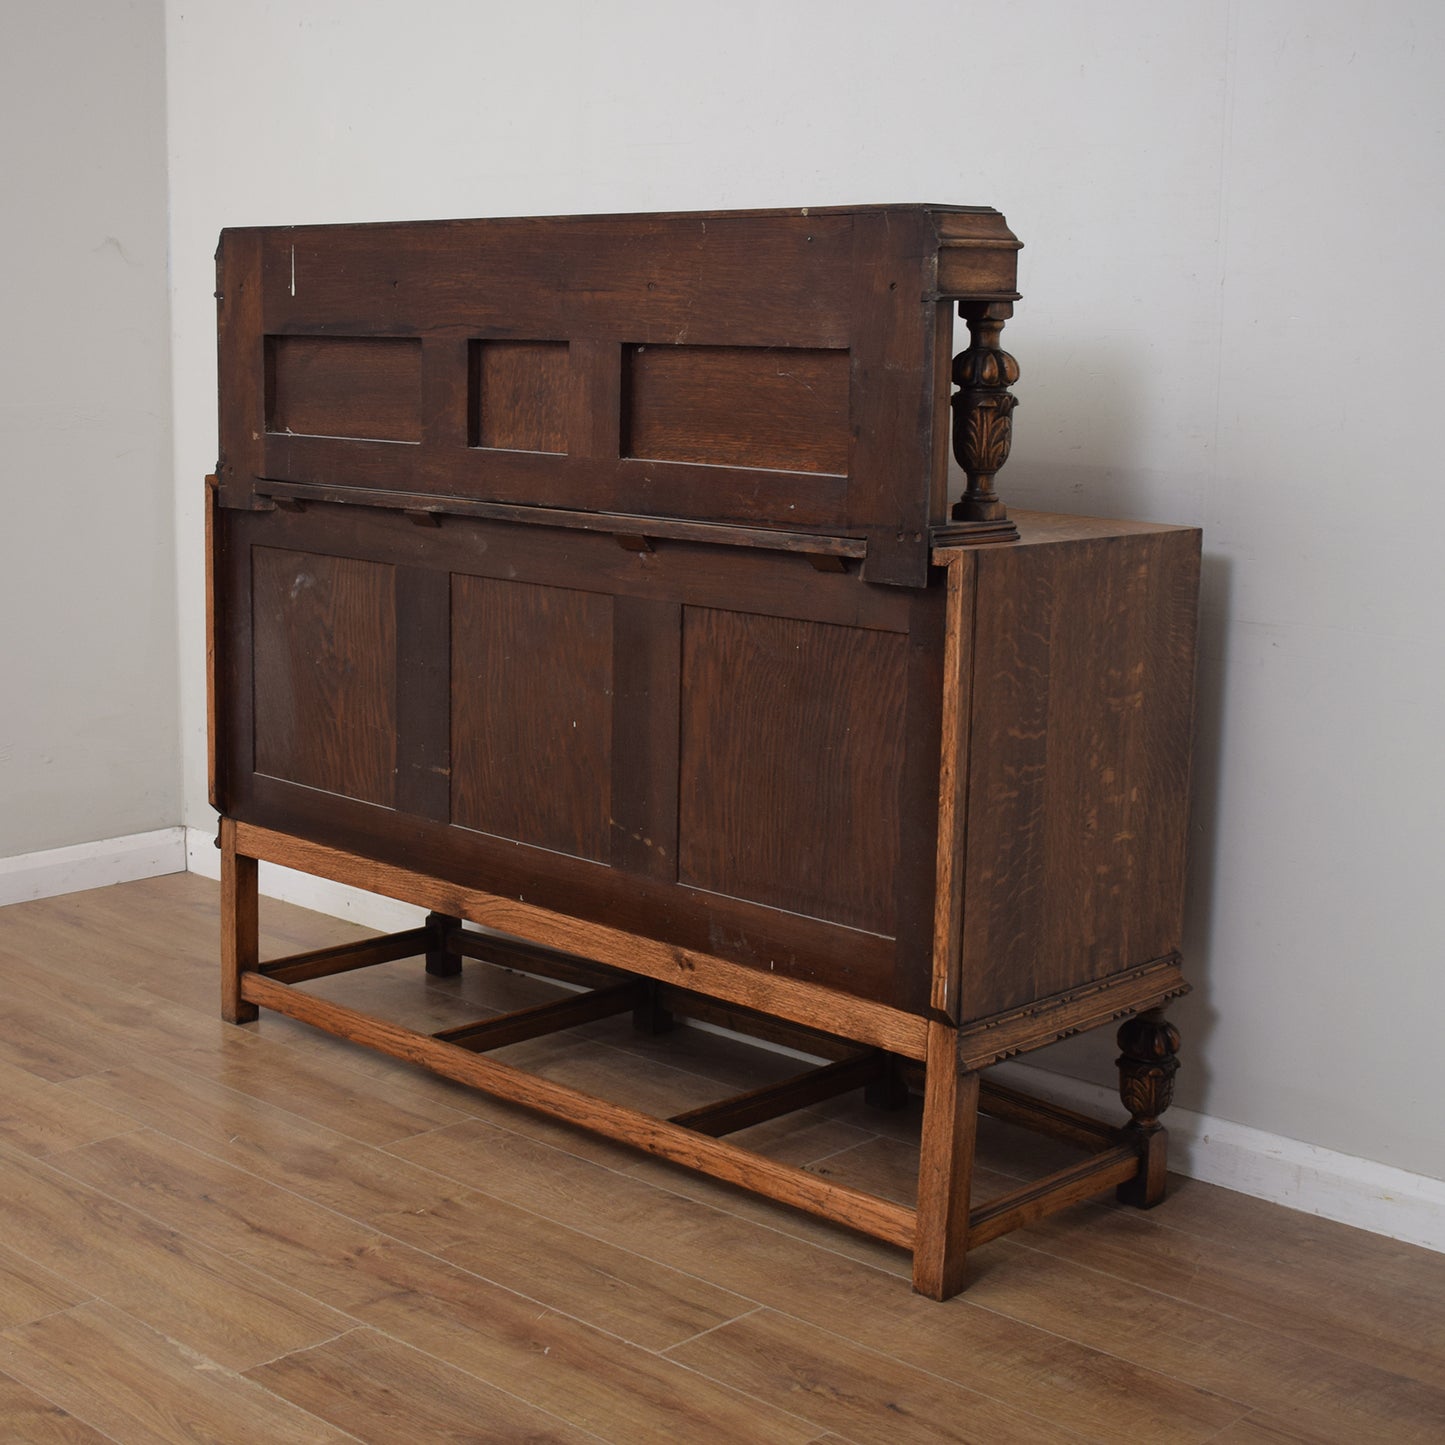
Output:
[
  {"xmin": 424, "ymin": 911, "xmax": 462, "ymax": 977},
  {"xmin": 912, "ymin": 1020, "xmax": 979, "ymax": 1300},
  {"xmin": 220, "ymin": 817, "xmax": 259, "ymax": 1024}
]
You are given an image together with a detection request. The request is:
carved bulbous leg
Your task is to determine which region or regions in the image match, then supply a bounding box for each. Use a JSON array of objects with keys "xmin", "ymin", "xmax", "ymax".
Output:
[{"xmin": 1115, "ymin": 1009, "xmax": 1181, "ymax": 1208}]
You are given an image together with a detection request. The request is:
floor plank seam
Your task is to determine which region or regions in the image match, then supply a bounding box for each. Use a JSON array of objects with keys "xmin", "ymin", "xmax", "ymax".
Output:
[
  {"xmin": 736, "ymin": 1304, "xmax": 1107, "ymax": 1444},
  {"xmin": 657, "ymin": 1303, "xmax": 767, "ymax": 1356},
  {"xmin": 997, "ymin": 1231, "xmax": 1445, "ymax": 1396},
  {"xmin": 376, "ymin": 1112, "xmax": 919, "ymax": 1281}
]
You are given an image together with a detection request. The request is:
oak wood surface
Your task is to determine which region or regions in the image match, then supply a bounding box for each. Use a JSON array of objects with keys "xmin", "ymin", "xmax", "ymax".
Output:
[{"xmin": 5, "ymin": 876, "xmax": 1444, "ymax": 1442}]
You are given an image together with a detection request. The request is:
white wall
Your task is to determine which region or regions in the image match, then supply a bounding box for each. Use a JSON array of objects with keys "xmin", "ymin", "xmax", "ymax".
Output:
[
  {"xmin": 166, "ymin": 1, "xmax": 1445, "ymax": 1181},
  {"xmin": 0, "ymin": 0, "xmax": 178, "ymax": 855}
]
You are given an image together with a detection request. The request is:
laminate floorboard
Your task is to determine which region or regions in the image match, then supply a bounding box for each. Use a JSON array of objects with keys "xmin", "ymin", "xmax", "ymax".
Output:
[{"xmin": 0, "ymin": 873, "xmax": 1438, "ymax": 1444}]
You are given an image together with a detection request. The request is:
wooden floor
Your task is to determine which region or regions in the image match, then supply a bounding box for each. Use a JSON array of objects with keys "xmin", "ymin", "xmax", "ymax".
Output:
[{"xmin": 0, "ymin": 876, "xmax": 1442, "ymax": 1443}]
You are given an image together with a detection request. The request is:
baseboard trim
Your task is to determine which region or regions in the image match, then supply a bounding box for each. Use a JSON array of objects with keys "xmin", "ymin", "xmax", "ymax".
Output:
[
  {"xmin": 183, "ymin": 826, "xmax": 424, "ymax": 932},
  {"xmin": 179, "ymin": 825, "xmax": 1445, "ymax": 1254},
  {"xmin": 0, "ymin": 827, "xmax": 188, "ymax": 907},
  {"xmin": 990, "ymin": 1059, "xmax": 1445, "ymax": 1254}
]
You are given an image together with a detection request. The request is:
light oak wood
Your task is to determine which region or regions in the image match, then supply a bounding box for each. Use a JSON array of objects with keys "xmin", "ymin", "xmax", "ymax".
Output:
[
  {"xmin": 246, "ymin": 1327, "xmax": 608, "ymax": 1443},
  {"xmin": 236, "ymin": 820, "xmax": 930, "ymax": 1058},
  {"xmin": 1, "ymin": 876, "xmax": 1441, "ymax": 1443}
]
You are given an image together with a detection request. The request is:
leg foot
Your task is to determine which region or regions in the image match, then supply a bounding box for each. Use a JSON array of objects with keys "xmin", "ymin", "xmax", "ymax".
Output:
[
  {"xmin": 424, "ymin": 912, "xmax": 462, "ymax": 977},
  {"xmin": 220, "ymin": 818, "xmax": 259, "ymax": 1024},
  {"xmin": 1115, "ymin": 1009, "xmax": 1180, "ymax": 1208}
]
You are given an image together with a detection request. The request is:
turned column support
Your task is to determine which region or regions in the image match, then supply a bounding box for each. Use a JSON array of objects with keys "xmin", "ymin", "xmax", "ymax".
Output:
[
  {"xmin": 951, "ymin": 300, "xmax": 1020, "ymax": 524},
  {"xmin": 1115, "ymin": 1009, "xmax": 1181, "ymax": 1208}
]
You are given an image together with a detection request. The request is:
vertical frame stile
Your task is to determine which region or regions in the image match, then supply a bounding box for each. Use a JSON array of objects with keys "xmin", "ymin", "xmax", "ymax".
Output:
[
  {"xmin": 914, "ymin": 1019, "xmax": 978, "ymax": 1299},
  {"xmin": 930, "ymin": 548, "xmax": 977, "ymax": 1020},
  {"xmin": 610, "ymin": 598, "xmax": 682, "ymax": 881},
  {"xmin": 215, "ymin": 229, "xmax": 266, "ymax": 511},
  {"xmin": 205, "ymin": 474, "xmax": 221, "ymax": 810},
  {"xmin": 220, "ymin": 817, "xmax": 259, "ymax": 1025}
]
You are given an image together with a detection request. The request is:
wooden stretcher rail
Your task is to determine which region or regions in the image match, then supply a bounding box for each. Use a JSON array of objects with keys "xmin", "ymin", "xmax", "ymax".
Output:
[
  {"xmin": 237, "ymin": 969, "xmax": 921, "ymax": 1251},
  {"xmin": 232, "ymin": 821, "xmax": 931, "ymax": 1060}
]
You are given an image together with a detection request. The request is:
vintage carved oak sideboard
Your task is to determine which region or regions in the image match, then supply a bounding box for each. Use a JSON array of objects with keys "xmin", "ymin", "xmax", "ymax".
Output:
[{"xmin": 210, "ymin": 204, "xmax": 1200, "ymax": 1299}]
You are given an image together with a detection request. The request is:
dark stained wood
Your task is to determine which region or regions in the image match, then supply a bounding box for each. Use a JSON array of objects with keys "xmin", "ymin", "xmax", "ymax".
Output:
[
  {"xmin": 215, "ymin": 228, "xmax": 266, "ymax": 511},
  {"xmin": 610, "ymin": 597, "xmax": 681, "ymax": 880},
  {"xmin": 393, "ymin": 565, "xmax": 451, "ymax": 820},
  {"xmin": 251, "ymin": 546, "xmax": 398, "ymax": 809},
  {"xmin": 216, "ymin": 205, "xmax": 1025, "ymax": 579},
  {"xmin": 254, "ymin": 479, "xmax": 868, "ymax": 559},
  {"xmin": 214, "ymin": 207, "xmax": 1202, "ymax": 1299},
  {"xmin": 449, "ymin": 573, "xmax": 612, "ymax": 861},
  {"xmin": 678, "ymin": 606, "xmax": 907, "ymax": 937},
  {"xmin": 267, "ymin": 335, "xmax": 423, "ymax": 443},
  {"xmin": 622, "ymin": 344, "xmax": 850, "ymax": 474},
  {"xmin": 958, "ymin": 526, "xmax": 1202, "ymax": 1020},
  {"xmin": 930, "ymin": 549, "xmax": 976, "ymax": 1019},
  {"xmin": 205, "ymin": 474, "xmax": 221, "ymax": 810},
  {"xmin": 471, "ymin": 340, "xmax": 570, "ymax": 452}
]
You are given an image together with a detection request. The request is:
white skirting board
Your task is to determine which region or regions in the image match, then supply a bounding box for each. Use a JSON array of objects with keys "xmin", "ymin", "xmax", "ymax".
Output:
[
  {"xmin": 989, "ymin": 1059, "xmax": 1445, "ymax": 1255},
  {"xmin": 0, "ymin": 827, "xmax": 187, "ymax": 907},
  {"xmin": 182, "ymin": 826, "xmax": 424, "ymax": 933},
  {"xmin": 5, "ymin": 825, "xmax": 1441, "ymax": 1256}
]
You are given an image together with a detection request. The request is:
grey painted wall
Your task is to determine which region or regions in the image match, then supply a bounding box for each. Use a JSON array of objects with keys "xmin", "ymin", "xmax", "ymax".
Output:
[
  {"xmin": 164, "ymin": 0, "xmax": 1445, "ymax": 1184},
  {"xmin": 0, "ymin": 0, "xmax": 179, "ymax": 854}
]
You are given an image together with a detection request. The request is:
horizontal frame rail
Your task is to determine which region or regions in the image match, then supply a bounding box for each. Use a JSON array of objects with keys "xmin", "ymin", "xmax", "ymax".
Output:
[
  {"xmin": 966, "ymin": 1145, "xmax": 1140, "ymax": 1248},
  {"xmin": 257, "ymin": 927, "xmax": 433, "ymax": 985},
  {"xmin": 254, "ymin": 480, "xmax": 869, "ymax": 560},
  {"xmin": 670, "ymin": 1052, "xmax": 885, "ymax": 1138},
  {"xmin": 979, "ymin": 1078, "xmax": 1124, "ymax": 1150},
  {"xmin": 238, "ymin": 970, "xmax": 918, "ymax": 1251},
  {"xmin": 433, "ymin": 981, "xmax": 646, "ymax": 1052}
]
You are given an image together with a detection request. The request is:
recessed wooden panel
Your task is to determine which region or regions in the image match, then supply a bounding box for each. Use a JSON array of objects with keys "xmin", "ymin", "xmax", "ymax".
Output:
[
  {"xmin": 623, "ymin": 345, "xmax": 850, "ymax": 474},
  {"xmin": 470, "ymin": 340, "xmax": 570, "ymax": 452},
  {"xmin": 267, "ymin": 336, "xmax": 422, "ymax": 442},
  {"xmin": 678, "ymin": 607, "xmax": 905, "ymax": 935},
  {"xmin": 450, "ymin": 574, "xmax": 612, "ymax": 860},
  {"xmin": 251, "ymin": 546, "xmax": 397, "ymax": 806},
  {"xmin": 960, "ymin": 529, "xmax": 1202, "ymax": 1019}
]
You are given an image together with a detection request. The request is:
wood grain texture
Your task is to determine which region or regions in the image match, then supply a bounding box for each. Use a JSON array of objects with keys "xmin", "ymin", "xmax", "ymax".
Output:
[
  {"xmin": 239, "ymin": 969, "xmax": 920, "ymax": 1250},
  {"xmin": 623, "ymin": 343, "xmax": 850, "ymax": 474},
  {"xmin": 268, "ymin": 334, "xmax": 422, "ymax": 442},
  {"xmin": 471, "ymin": 338, "xmax": 570, "ymax": 452},
  {"xmin": 251, "ymin": 545, "xmax": 398, "ymax": 808},
  {"xmin": 9, "ymin": 878, "xmax": 1443, "ymax": 1444},
  {"xmin": 450, "ymin": 572, "xmax": 613, "ymax": 860},
  {"xmin": 959, "ymin": 526, "xmax": 1202, "ymax": 1018},
  {"xmin": 678, "ymin": 606, "xmax": 907, "ymax": 938},
  {"xmin": 232, "ymin": 822, "xmax": 929, "ymax": 1057},
  {"xmin": 0, "ymin": 1302, "xmax": 351, "ymax": 1444},
  {"xmin": 247, "ymin": 1327, "xmax": 602, "ymax": 1443},
  {"xmin": 218, "ymin": 206, "xmax": 1023, "ymax": 577}
]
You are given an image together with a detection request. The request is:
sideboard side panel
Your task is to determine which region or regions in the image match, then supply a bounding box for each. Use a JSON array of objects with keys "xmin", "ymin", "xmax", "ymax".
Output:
[{"xmin": 959, "ymin": 526, "xmax": 1202, "ymax": 1019}]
